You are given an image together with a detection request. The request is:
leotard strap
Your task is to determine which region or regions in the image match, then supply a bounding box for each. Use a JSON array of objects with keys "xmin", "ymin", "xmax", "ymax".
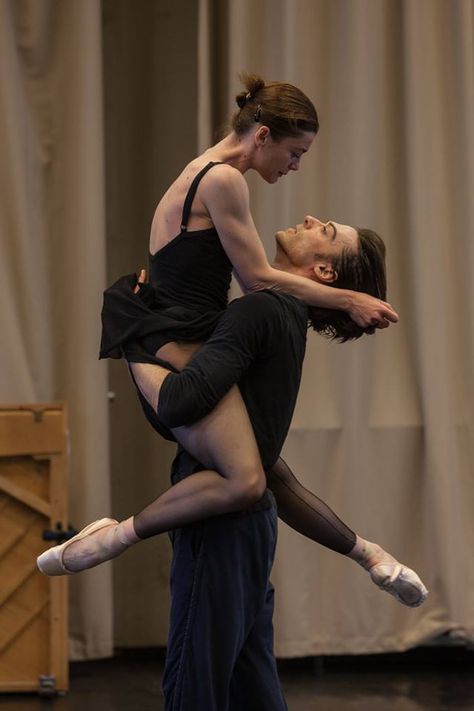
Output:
[{"xmin": 180, "ymin": 161, "xmax": 223, "ymax": 231}]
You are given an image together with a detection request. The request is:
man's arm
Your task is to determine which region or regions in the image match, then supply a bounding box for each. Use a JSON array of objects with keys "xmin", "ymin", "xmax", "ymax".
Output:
[
  {"xmin": 158, "ymin": 292, "xmax": 279, "ymax": 429},
  {"xmin": 202, "ymin": 165, "xmax": 398, "ymax": 328},
  {"xmin": 267, "ymin": 458, "xmax": 356, "ymax": 554}
]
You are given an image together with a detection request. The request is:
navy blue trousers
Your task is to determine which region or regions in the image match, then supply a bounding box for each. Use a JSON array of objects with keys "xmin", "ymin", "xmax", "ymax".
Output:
[{"xmin": 162, "ymin": 489, "xmax": 287, "ymax": 711}]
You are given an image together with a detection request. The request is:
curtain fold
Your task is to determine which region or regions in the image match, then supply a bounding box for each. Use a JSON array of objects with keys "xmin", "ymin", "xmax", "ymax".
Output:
[
  {"xmin": 2, "ymin": 0, "xmax": 473, "ymax": 658},
  {"xmin": 102, "ymin": 0, "xmax": 199, "ymax": 649},
  {"xmin": 0, "ymin": 0, "xmax": 113, "ymax": 660},
  {"xmin": 205, "ymin": 0, "xmax": 474, "ymax": 655}
]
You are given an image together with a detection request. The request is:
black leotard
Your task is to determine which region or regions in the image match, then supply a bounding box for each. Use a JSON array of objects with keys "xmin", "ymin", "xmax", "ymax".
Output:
[{"xmin": 99, "ymin": 162, "xmax": 232, "ymax": 366}]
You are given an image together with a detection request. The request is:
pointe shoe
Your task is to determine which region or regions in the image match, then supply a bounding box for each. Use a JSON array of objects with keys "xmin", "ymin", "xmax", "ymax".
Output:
[
  {"xmin": 37, "ymin": 518, "xmax": 118, "ymax": 576},
  {"xmin": 369, "ymin": 563, "xmax": 429, "ymax": 607}
]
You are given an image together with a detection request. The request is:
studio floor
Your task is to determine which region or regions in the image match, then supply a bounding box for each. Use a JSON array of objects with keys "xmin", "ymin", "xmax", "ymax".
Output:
[{"xmin": 0, "ymin": 646, "xmax": 473, "ymax": 711}]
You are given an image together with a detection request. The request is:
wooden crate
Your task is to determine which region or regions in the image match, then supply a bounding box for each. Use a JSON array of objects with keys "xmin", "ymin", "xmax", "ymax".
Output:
[{"xmin": 0, "ymin": 404, "xmax": 69, "ymax": 694}]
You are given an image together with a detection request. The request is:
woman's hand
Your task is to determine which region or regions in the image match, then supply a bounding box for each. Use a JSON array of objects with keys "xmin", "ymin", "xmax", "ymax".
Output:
[
  {"xmin": 348, "ymin": 292, "xmax": 399, "ymax": 329},
  {"xmin": 133, "ymin": 269, "xmax": 147, "ymax": 294}
]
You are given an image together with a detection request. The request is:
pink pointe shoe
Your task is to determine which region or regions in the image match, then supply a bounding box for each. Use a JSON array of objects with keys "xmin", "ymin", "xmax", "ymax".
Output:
[
  {"xmin": 37, "ymin": 518, "xmax": 119, "ymax": 576},
  {"xmin": 369, "ymin": 563, "xmax": 429, "ymax": 607}
]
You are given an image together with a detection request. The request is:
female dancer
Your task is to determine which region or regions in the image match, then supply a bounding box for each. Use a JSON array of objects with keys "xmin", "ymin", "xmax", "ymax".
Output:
[{"xmin": 37, "ymin": 75, "xmax": 424, "ymax": 607}]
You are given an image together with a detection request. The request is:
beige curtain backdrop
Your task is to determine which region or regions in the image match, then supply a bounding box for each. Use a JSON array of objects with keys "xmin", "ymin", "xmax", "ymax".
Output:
[
  {"xmin": 102, "ymin": 0, "xmax": 199, "ymax": 649},
  {"xmin": 0, "ymin": 0, "xmax": 113, "ymax": 658},
  {"xmin": 215, "ymin": 0, "xmax": 474, "ymax": 655},
  {"xmin": 1, "ymin": 0, "xmax": 473, "ymax": 660}
]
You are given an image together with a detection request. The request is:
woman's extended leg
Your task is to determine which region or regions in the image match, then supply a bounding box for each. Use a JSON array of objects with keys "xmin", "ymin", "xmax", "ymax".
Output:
[
  {"xmin": 267, "ymin": 458, "xmax": 428, "ymax": 607},
  {"xmin": 36, "ymin": 354, "xmax": 426, "ymax": 607},
  {"xmin": 133, "ymin": 383, "xmax": 267, "ymax": 534},
  {"xmin": 37, "ymin": 354, "xmax": 268, "ymax": 575}
]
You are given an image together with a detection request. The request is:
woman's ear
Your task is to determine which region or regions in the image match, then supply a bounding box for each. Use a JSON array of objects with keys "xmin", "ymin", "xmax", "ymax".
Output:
[{"xmin": 255, "ymin": 124, "xmax": 270, "ymax": 145}]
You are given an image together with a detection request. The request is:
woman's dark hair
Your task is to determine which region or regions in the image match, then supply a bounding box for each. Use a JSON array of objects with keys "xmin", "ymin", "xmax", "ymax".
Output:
[
  {"xmin": 232, "ymin": 72, "xmax": 319, "ymax": 140},
  {"xmin": 308, "ymin": 228, "xmax": 387, "ymax": 342}
]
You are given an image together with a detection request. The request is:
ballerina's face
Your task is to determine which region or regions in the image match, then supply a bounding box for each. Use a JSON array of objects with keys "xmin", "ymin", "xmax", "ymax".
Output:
[{"xmin": 255, "ymin": 130, "xmax": 316, "ymax": 184}]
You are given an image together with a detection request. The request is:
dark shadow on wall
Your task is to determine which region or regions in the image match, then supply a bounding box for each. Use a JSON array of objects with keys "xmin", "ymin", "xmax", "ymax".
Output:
[{"xmin": 102, "ymin": 0, "xmax": 199, "ymax": 648}]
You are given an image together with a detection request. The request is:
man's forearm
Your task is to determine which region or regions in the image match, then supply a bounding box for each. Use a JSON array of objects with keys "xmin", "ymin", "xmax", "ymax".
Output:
[
  {"xmin": 158, "ymin": 295, "xmax": 269, "ymax": 429},
  {"xmin": 267, "ymin": 458, "xmax": 356, "ymax": 554}
]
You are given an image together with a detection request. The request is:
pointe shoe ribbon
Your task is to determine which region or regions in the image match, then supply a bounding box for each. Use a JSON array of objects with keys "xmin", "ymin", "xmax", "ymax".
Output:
[
  {"xmin": 37, "ymin": 518, "xmax": 118, "ymax": 576},
  {"xmin": 369, "ymin": 563, "xmax": 429, "ymax": 607}
]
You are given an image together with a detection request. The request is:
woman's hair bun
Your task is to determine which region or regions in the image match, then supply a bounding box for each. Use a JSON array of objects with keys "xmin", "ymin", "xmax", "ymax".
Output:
[
  {"xmin": 235, "ymin": 73, "xmax": 265, "ymax": 108},
  {"xmin": 231, "ymin": 72, "xmax": 318, "ymax": 139},
  {"xmin": 236, "ymin": 92, "xmax": 248, "ymax": 109}
]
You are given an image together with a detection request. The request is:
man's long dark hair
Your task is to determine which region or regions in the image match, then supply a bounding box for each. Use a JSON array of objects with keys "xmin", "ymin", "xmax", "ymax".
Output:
[{"xmin": 308, "ymin": 228, "xmax": 387, "ymax": 342}]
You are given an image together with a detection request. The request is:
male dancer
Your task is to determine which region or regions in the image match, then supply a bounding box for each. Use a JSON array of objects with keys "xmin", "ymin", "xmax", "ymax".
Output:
[
  {"xmin": 39, "ymin": 216, "xmax": 428, "ymax": 710},
  {"xmin": 126, "ymin": 216, "xmax": 429, "ymax": 710}
]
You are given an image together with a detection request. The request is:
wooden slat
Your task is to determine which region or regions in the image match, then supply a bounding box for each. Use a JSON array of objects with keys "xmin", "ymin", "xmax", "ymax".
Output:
[
  {"xmin": 0, "ymin": 567, "xmax": 49, "ymax": 649},
  {"xmin": 0, "ymin": 520, "xmax": 47, "ymax": 606},
  {"xmin": 0, "ymin": 613, "xmax": 49, "ymax": 685},
  {"xmin": 0, "ymin": 681, "xmax": 40, "ymax": 692},
  {"xmin": 0, "ymin": 403, "xmax": 69, "ymax": 693},
  {"xmin": 49, "ymin": 449, "xmax": 69, "ymax": 692},
  {"xmin": 0, "ymin": 503, "xmax": 39, "ymax": 564},
  {"xmin": 0, "ymin": 407, "xmax": 66, "ymax": 457},
  {"xmin": 0, "ymin": 597, "xmax": 49, "ymax": 655},
  {"xmin": 0, "ymin": 456, "xmax": 50, "ymax": 500},
  {"xmin": 0, "ymin": 474, "xmax": 51, "ymax": 517}
]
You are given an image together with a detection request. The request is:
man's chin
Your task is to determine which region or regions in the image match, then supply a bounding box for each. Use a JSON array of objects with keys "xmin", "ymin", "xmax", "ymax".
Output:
[
  {"xmin": 273, "ymin": 237, "xmax": 289, "ymax": 264},
  {"xmin": 275, "ymin": 229, "xmax": 294, "ymax": 244},
  {"xmin": 274, "ymin": 230, "xmax": 288, "ymax": 251}
]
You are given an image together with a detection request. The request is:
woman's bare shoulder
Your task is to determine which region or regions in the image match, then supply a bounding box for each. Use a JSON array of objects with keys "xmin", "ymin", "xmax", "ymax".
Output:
[{"xmin": 200, "ymin": 163, "xmax": 248, "ymax": 204}]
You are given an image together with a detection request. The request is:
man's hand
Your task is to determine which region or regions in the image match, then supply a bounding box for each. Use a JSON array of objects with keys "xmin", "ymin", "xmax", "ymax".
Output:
[
  {"xmin": 133, "ymin": 269, "xmax": 147, "ymax": 294},
  {"xmin": 349, "ymin": 292, "xmax": 399, "ymax": 329}
]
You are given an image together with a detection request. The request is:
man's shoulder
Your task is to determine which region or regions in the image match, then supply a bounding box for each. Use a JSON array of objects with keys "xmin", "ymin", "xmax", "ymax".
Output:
[
  {"xmin": 228, "ymin": 289, "xmax": 285, "ymax": 319},
  {"xmin": 232, "ymin": 288, "xmax": 302, "ymax": 308},
  {"xmin": 228, "ymin": 289, "xmax": 308, "ymax": 332}
]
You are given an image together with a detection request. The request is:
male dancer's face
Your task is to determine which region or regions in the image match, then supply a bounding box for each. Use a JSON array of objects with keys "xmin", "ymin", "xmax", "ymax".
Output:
[{"xmin": 273, "ymin": 215, "xmax": 358, "ymax": 281}]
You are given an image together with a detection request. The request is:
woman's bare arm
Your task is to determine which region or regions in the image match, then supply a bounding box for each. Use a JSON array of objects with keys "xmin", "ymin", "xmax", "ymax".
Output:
[{"xmin": 202, "ymin": 165, "xmax": 397, "ymax": 328}]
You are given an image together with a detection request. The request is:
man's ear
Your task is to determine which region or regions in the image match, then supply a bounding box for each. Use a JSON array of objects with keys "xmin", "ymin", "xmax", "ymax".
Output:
[
  {"xmin": 255, "ymin": 125, "xmax": 270, "ymax": 145},
  {"xmin": 312, "ymin": 260, "xmax": 338, "ymax": 283}
]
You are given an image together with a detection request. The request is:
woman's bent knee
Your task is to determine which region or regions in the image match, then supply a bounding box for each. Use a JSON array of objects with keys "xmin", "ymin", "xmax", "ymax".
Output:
[{"xmin": 232, "ymin": 473, "xmax": 267, "ymax": 508}]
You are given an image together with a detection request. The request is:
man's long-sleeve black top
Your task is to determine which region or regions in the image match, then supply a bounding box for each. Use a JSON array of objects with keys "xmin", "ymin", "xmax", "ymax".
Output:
[{"xmin": 158, "ymin": 289, "xmax": 308, "ymax": 471}]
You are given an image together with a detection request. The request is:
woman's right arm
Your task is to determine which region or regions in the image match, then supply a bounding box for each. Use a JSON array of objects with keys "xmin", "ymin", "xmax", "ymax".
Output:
[{"xmin": 201, "ymin": 165, "xmax": 398, "ymax": 328}]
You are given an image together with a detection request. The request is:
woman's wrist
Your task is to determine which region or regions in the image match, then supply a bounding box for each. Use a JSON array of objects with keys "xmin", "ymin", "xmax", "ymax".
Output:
[{"xmin": 331, "ymin": 287, "xmax": 356, "ymax": 313}]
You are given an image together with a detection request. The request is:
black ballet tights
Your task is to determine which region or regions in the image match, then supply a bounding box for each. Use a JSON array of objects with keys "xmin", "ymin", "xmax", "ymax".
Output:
[
  {"xmin": 133, "ymin": 455, "xmax": 356, "ymax": 556},
  {"xmin": 266, "ymin": 457, "xmax": 356, "ymax": 554}
]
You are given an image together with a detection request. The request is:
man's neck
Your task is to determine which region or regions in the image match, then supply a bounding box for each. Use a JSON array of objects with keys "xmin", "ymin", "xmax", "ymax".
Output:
[{"xmin": 271, "ymin": 260, "xmax": 302, "ymax": 277}]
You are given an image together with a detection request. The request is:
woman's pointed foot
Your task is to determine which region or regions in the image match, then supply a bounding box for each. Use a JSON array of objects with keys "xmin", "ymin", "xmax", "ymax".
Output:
[
  {"xmin": 37, "ymin": 518, "xmax": 124, "ymax": 576},
  {"xmin": 369, "ymin": 563, "xmax": 428, "ymax": 607},
  {"xmin": 347, "ymin": 537, "xmax": 429, "ymax": 607}
]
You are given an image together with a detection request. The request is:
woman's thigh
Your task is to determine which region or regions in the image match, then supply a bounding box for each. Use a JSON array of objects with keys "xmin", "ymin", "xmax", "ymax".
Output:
[
  {"xmin": 172, "ymin": 385, "xmax": 262, "ymax": 477},
  {"xmin": 130, "ymin": 341, "xmax": 200, "ymax": 411},
  {"xmin": 132, "ymin": 341, "xmax": 263, "ymax": 479}
]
